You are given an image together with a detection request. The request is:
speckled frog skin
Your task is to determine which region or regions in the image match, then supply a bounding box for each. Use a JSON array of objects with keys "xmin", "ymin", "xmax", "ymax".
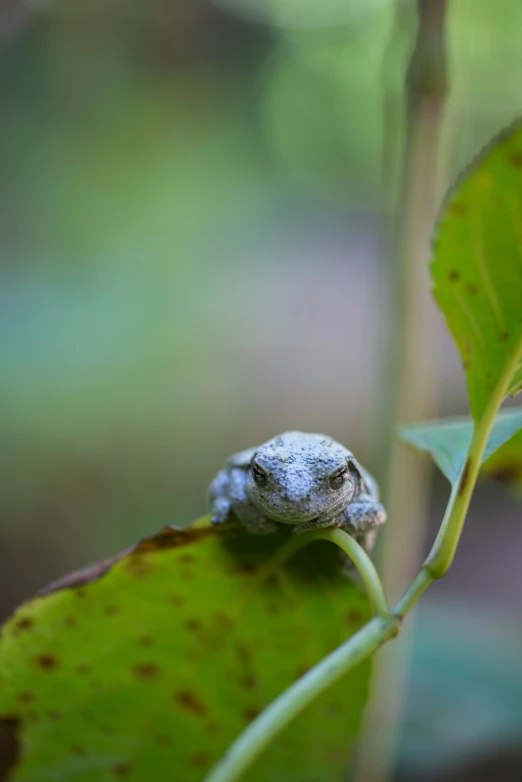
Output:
[{"xmin": 208, "ymin": 431, "xmax": 386, "ymax": 552}]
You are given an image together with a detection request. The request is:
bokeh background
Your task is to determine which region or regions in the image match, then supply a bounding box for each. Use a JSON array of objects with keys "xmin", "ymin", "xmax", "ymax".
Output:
[{"xmin": 1, "ymin": 1, "xmax": 521, "ymax": 781}]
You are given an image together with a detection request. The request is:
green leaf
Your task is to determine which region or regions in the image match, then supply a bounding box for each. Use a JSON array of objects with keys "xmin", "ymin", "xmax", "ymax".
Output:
[
  {"xmin": 432, "ymin": 121, "xmax": 522, "ymax": 421},
  {"xmin": 399, "ymin": 408, "xmax": 522, "ymax": 484},
  {"xmin": 0, "ymin": 520, "xmax": 371, "ymax": 782}
]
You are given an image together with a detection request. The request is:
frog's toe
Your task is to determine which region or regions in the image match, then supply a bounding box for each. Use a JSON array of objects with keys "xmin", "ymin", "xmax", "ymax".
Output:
[{"xmin": 210, "ymin": 497, "xmax": 231, "ymax": 525}]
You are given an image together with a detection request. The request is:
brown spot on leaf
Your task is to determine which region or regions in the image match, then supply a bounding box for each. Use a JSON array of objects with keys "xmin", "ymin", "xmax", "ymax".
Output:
[
  {"xmin": 75, "ymin": 663, "xmax": 91, "ymax": 675},
  {"xmin": 501, "ymin": 331, "xmax": 510, "ymax": 342},
  {"xmin": 325, "ymin": 701, "xmax": 342, "ymax": 716},
  {"xmin": 17, "ymin": 692, "xmax": 35, "ymax": 704},
  {"xmin": 449, "ymin": 201, "xmax": 468, "ymax": 216},
  {"xmin": 75, "ymin": 588, "xmax": 86, "ymax": 599},
  {"xmin": 179, "ymin": 553, "xmax": 195, "ymax": 565},
  {"xmin": 458, "ymin": 459, "xmax": 471, "ymax": 495},
  {"xmin": 243, "ymin": 707, "xmax": 260, "ymax": 723},
  {"xmin": 113, "ymin": 762, "xmax": 129, "ymax": 778},
  {"xmin": 184, "ymin": 618, "xmax": 202, "ymax": 633},
  {"xmin": 176, "ymin": 690, "xmax": 207, "ymax": 717},
  {"xmin": 328, "ymin": 748, "xmax": 347, "ymax": 764},
  {"xmin": 64, "ymin": 616, "xmax": 76, "ymax": 628},
  {"xmin": 104, "ymin": 605, "xmax": 119, "ymax": 616},
  {"xmin": 448, "ymin": 270, "xmax": 460, "ymax": 282},
  {"xmin": 235, "ymin": 642, "xmax": 252, "ymax": 665},
  {"xmin": 138, "ymin": 635, "xmax": 154, "ymax": 648},
  {"xmin": 134, "ymin": 525, "xmax": 215, "ymax": 554},
  {"xmin": 47, "ymin": 710, "xmax": 61, "ymax": 721},
  {"xmin": 240, "ymin": 673, "xmax": 258, "ymax": 691},
  {"xmin": 466, "ymin": 283, "xmax": 478, "ymax": 295},
  {"xmin": 230, "ymin": 561, "xmax": 258, "ymax": 575},
  {"xmin": 213, "ymin": 611, "xmax": 232, "ymax": 628},
  {"xmin": 510, "ymin": 151, "xmax": 522, "ymax": 167},
  {"xmin": 0, "ymin": 716, "xmax": 20, "ymax": 782},
  {"xmin": 132, "ymin": 663, "xmax": 160, "ymax": 680},
  {"xmin": 168, "ymin": 595, "xmax": 184, "ymax": 607},
  {"xmin": 189, "ymin": 751, "xmax": 211, "ymax": 768},
  {"xmin": 346, "ymin": 609, "xmax": 365, "ymax": 625},
  {"xmin": 35, "ymin": 654, "xmax": 59, "ymax": 671},
  {"xmin": 13, "ymin": 617, "xmax": 33, "ymax": 634},
  {"xmin": 124, "ymin": 555, "xmax": 151, "ymax": 580},
  {"xmin": 71, "ymin": 745, "xmax": 86, "ymax": 757}
]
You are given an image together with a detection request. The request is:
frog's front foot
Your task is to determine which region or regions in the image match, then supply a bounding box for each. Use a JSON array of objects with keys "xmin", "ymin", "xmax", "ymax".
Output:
[
  {"xmin": 340, "ymin": 496, "xmax": 387, "ymax": 533},
  {"xmin": 210, "ymin": 497, "xmax": 231, "ymax": 526}
]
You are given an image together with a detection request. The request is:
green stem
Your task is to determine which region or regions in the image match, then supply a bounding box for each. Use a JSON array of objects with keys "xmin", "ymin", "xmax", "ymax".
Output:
[
  {"xmin": 305, "ymin": 529, "xmax": 390, "ymax": 618},
  {"xmin": 428, "ymin": 343, "xmax": 522, "ymax": 577}
]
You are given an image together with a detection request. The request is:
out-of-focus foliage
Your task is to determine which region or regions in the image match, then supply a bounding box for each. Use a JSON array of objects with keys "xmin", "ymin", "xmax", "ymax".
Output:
[
  {"xmin": 398, "ymin": 602, "xmax": 522, "ymax": 777},
  {"xmin": 3, "ymin": 2, "xmax": 522, "ymax": 578},
  {"xmin": 399, "ymin": 409, "xmax": 522, "ymax": 485},
  {"xmin": 0, "ymin": 519, "xmax": 371, "ymax": 782},
  {"xmin": 215, "ymin": 0, "xmax": 391, "ymax": 29}
]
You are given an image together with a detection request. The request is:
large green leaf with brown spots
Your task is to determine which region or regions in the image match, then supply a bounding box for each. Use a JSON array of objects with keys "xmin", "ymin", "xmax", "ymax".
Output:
[
  {"xmin": 0, "ymin": 519, "xmax": 371, "ymax": 782},
  {"xmin": 432, "ymin": 121, "xmax": 522, "ymax": 421}
]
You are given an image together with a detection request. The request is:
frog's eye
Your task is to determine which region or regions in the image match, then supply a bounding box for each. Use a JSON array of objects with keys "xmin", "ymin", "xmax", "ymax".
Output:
[
  {"xmin": 251, "ymin": 462, "xmax": 268, "ymax": 487},
  {"xmin": 328, "ymin": 467, "xmax": 348, "ymax": 489}
]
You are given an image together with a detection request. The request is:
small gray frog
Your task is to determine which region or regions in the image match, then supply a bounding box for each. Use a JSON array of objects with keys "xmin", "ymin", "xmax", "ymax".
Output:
[{"xmin": 208, "ymin": 431, "xmax": 386, "ymax": 553}]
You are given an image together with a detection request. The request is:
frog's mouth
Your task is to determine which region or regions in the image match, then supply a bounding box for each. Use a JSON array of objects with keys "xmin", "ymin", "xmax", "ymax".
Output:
[
  {"xmin": 250, "ymin": 482, "xmax": 356, "ymax": 526},
  {"xmin": 274, "ymin": 515, "xmax": 334, "ymax": 528},
  {"xmin": 259, "ymin": 496, "xmax": 349, "ymax": 526}
]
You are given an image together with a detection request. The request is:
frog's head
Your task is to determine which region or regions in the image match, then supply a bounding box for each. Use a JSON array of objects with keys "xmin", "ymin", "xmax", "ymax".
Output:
[{"xmin": 245, "ymin": 431, "xmax": 362, "ymax": 524}]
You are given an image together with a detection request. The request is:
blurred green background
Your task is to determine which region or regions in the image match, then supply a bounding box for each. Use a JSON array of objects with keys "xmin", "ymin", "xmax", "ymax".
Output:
[{"xmin": 1, "ymin": 1, "xmax": 522, "ymax": 780}]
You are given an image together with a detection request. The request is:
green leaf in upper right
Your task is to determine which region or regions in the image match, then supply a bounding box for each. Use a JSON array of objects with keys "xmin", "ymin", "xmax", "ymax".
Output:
[{"xmin": 432, "ymin": 121, "xmax": 522, "ymax": 421}]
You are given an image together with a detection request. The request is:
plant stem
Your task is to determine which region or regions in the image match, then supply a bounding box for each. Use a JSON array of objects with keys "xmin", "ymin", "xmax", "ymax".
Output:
[
  {"xmin": 395, "ymin": 335, "xmax": 522, "ymax": 613},
  {"xmin": 425, "ymin": 331, "xmax": 522, "ymax": 578},
  {"xmin": 304, "ymin": 529, "xmax": 391, "ymax": 618}
]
